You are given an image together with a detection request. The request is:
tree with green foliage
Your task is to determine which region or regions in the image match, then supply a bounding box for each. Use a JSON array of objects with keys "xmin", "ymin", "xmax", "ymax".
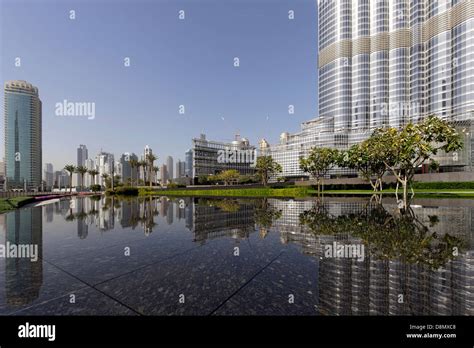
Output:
[
  {"xmin": 343, "ymin": 137, "xmax": 387, "ymax": 192},
  {"xmin": 218, "ymin": 169, "xmax": 240, "ymax": 186},
  {"xmin": 146, "ymin": 153, "xmax": 157, "ymax": 188},
  {"xmin": 129, "ymin": 159, "xmax": 138, "ymax": 186},
  {"xmin": 373, "ymin": 116, "xmax": 462, "ymax": 209},
  {"xmin": 88, "ymin": 169, "xmax": 99, "ymax": 186},
  {"xmin": 299, "ymin": 147, "xmax": 340, "ymax": 196},
  {"xmin": 255, "ymin": 156, "xmax": 282, "ymax": 186},
  {"xmin": 64, "ymin": 165, "xmax": 76, "ymax": 193},
  {"xmin": 101, "ymin": 173, "xmax": 110, "ymax": 189},
  {"xmin": 138, "ymin": 160, "xmax": 147, "ymax": 186},
  {"xmin": 75, "ymin": 166, "xmax": 88, "ymax": 189}
]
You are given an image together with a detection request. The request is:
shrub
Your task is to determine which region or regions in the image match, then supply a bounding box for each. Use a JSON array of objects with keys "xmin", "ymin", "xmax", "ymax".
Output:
[
  {"xmin": 90, "ymin": 184, "xmax": 102, "ymax": 192},
  {"xmin": 106, "ymin": 186, "xmax": 139, "ymax": 195}
]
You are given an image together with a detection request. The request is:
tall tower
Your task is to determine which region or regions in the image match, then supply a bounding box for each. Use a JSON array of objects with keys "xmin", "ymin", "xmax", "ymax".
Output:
[
  {"xmin": 4, "ymin": 80, "xmax": 42, "ymax": 191},
  {"xmin": 166, "ymin": 156, "xmax": 174, "ymax": 180},
  {"xmin": 318, "ymin": 0, "xmax": 474, "ymax": 145},
  {"xmin": 77, "ymin": 144, "xmax": 88, "ymax": 167}
]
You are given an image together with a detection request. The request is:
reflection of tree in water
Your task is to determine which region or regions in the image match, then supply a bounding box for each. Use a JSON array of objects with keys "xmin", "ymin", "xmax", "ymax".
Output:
[
  {"xmin": 143, "ymin": 196, "xmax": 158, "ymax": 235},
  {"xmin": 254, "ymin": 198, "xmax": 282, "ymax": 239},
  {"xmin": 198, "ymin": 198, "xmax": 240, "ymax": 213},
  {"xmin": 300, "ymin": 202, "xmax": 466, "ymax": 269}
]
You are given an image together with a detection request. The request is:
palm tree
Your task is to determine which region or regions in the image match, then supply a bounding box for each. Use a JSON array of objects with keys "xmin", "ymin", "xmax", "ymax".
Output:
[
  {"xmin": 153, "ymin": 166, "xmax": 159, "ymax": 186},
  {"xmin": 101, "ymin": 173, "xmax": 109, "ymax": 189},
  {"xmin": 129, "ymin": 159, "xmax": 138, "ymax": 186},
  {"xmin": 64, "ymin": 165, "xmax": 76, "ymax": 193},
  {"xmin": 76, "ymin": 166, "xmax": 88, "ymax": 189},
  {"xmin": 146, "ymin": 154, "xmax": 157, "ymax": 188},
  {"xmin": 88, "ymin": 169, "xmax": 99, "ymax": 186},
  {"xmin": 138, "ymin": 160, "xmax": 147, "ymax": 186}
]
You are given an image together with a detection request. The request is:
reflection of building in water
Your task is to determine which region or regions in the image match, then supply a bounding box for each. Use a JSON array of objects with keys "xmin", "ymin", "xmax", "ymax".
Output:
[
  {"xmin": 119, "ymin": 199, "xmax": 139, "ymax": 228},
  {"xmin": 76, "ymin": 197, "xmax": 88, "ymax": 239},
  {"xmin": 167, "ymin": 201, "xmax": 174, "ymax": 225},
  {"xmin": 176, "ymin": 201, "xmax": 185, "ymax": 220},
  {"xmin": 98, "ymin": 198, "xmax": 115, "ymax": 231},
  {"xmin": 268, "ymin": 199, "xmax": 474, "ymax": 315},
  {"xmin": 160, "ymin": 197, "xmax": 169, "ymax": 220},
  {"xmin": 191, "ymin": 199, "xmax": 255, "ymax": 242},
  {"xmin": 184, "ymin": 199, "xmax": 194, "ymax": 231},
  {"xmin": 44, "ymin": 203, "xmax": 54, "ymax": 223},
  {"xmin": 4, "ymin": 207, "xmax": 43, "ymax": 307}
]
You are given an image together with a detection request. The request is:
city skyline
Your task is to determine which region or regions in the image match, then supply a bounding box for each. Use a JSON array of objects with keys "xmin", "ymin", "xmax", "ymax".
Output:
[{"xmin": 0, "ymin": 0, "xmax": 318, "ymax": 171}]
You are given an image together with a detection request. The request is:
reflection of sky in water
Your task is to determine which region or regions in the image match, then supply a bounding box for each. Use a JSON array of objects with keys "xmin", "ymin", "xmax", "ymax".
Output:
[{"xmin": 0, "ymin": 196, "xmax": 472, "ymax": 316}]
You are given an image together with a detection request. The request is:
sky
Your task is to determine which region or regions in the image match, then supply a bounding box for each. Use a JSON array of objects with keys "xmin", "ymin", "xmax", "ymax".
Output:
[{"xmin": 0, "ymin": 0, "xmax": 318, "ymax": 170}]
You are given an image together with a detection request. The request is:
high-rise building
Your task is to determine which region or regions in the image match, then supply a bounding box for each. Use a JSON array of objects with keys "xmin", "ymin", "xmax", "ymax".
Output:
[
  {"xmin": 120, "ymin": 152, "xmax": 138, "ymax": 184},
  {"xmin": 318, "ymin": 0, "xmax": 474, "ymax": 142},
  {"xmin": 185, "ymin": 149, "xmax": 193, "ymax": 177},
  {"xmin": 77, "ymin": 144, "xmax": 88, "ymax": 167},
  {"xmin": 43, "ymin": 163, "xmax": 54, "ymax": 189},
  {"xmin": 84, "ymin": 158, "xmax": 95, "ymax": 186},
  {"xmin": 160, "ymin": 164, "xmax": 168, "ymax": 184},
  {"xmin": 75, "ymin": 144, "xmax": 88, "ymax": 187},
  {"xmin": 0, "ymin": 159, "xmax": 5, "ymax": 191},
  {"xmin": 166, "ymin": 156, "xmax": 174, "ymax": 180},
  {"xmin": 54, "ymin": 170, "xmax": 69, "ymax": 189},
  {"xmin": 176, "ymin": 159, "xmax": 185, "ymax": 179},
  {"xmin": 4, "ymin": 80, "xmax": 42, "ymax": 190},
  {"xmin": 142, "ymin": 145, "xmax": 155, "ymax": 183},
  {"xmin": 266, "ymin": 0, "xmax": 474, "ymax": 180},
  {"xmin": 95, "ymin": 151, "xmax": 114, "ymax": 186}
]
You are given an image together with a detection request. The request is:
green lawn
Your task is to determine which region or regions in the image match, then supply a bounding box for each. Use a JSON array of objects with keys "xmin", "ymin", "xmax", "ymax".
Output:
[
  {"xmin": 139, "ymin": 187, "xmax": 310, "ymax": 198},
  {"xmin": 0, "ymin": 196, "xmax": 34, "ymax": 213},
  {"xmin": 319, "ymin": 189, "xmax": 474, "ymax": 198},
  {"xmin": 136, "ymin": 185, "xmax": 474, "ymax": 199}
]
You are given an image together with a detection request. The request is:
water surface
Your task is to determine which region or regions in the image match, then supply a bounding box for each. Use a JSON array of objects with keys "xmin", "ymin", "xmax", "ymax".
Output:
[{"xmin": 0, "ymin": 195, "xmax": 472, "ymax": 315}]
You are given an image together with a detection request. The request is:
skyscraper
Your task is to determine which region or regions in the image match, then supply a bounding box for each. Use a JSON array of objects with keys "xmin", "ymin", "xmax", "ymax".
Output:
[
  {"xmin": 4, "ymin": 80, "xmax": 42, "ymax": 191},
  {"xmin": 43, "ymin": 163, "xmax": 54, "ymax": 189},
  {"xmin": 76, "ymin": 144, "xmax": 88, "ymax": 186},
  {"xmin": 318, "ymin": 0, "xmax": 474, "ymax": 140},
  {"xmin": 77, "ymin": 144, "xmax": 88, "ymax": 167},
  {"xmin": 160, "ymin": 164, "xmax": 168, "ymax": 184},
  {"xmin": 166, "ymin": 156, "xmax": 174, "ymax": 180},
  {"xmin": 95, "ymin": 151, "xmax": 114, "ymax": 186},
  {"xmin": 176, "ymin": 160, "xmax": 185, "ymax": 179},
  {"xmin": 185, "ymin": 149, "xmax": 193, "ymax": 177},
  {"xmin": 120, "ymin": 152, "xmax": 138, "ymax": 184}
]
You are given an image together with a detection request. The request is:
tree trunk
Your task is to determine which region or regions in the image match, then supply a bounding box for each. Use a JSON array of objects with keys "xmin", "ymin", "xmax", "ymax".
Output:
[{"xmin": 402, "ymin": 176, "xmax": 408, "ymax": 211}]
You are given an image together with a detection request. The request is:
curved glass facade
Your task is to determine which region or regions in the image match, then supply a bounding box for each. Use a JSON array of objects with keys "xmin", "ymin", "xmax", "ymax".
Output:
[{"xmin": 318, "ymin": 0, "xmax": 474, "ymax": 139}]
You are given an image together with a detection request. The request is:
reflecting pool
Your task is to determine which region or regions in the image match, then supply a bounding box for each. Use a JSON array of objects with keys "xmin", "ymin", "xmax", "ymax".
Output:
[{"xmin": 0, "ymin": 195, "xmax": 472, "ymax": 315}]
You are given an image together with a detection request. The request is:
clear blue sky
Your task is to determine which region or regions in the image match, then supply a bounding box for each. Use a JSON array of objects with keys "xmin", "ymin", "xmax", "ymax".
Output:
[{"xmin": 1, "ymin": 0, "xmax": 318, "ymax": 170}]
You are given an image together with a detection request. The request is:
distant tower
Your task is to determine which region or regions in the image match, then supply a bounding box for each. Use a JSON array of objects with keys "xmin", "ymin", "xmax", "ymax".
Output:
[
  {"xmin": 4, "ymin": 80, "xmax": 42, "ymax": 191},
  {"xmin": 166, "ymin": 156, "xmax": 174, "ymax": 180}
]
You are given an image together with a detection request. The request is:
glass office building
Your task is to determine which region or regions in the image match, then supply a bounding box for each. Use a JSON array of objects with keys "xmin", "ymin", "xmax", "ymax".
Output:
[
  {"xmin": 4, "ymin": 80, "xmax": 42, "ymax": 191},
  {"xmin": 267, "ymin": 0, "xmax": 474, "ymax": 179}
]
